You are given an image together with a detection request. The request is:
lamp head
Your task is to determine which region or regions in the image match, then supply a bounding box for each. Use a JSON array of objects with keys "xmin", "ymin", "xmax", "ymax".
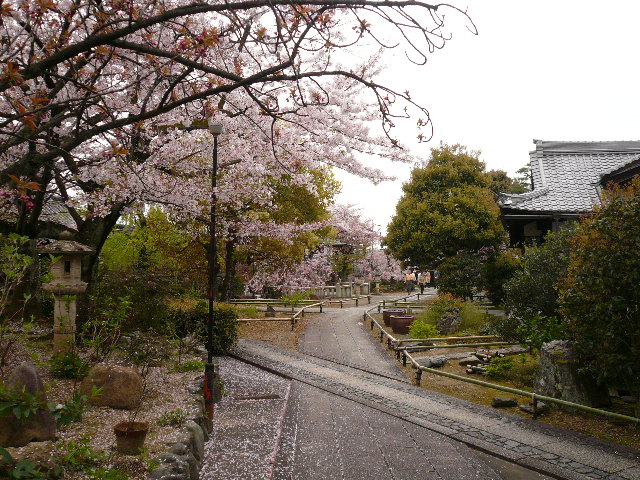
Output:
[{"xmin": 207, "ymin": 116, "xmax": 224, "ymax": 136}]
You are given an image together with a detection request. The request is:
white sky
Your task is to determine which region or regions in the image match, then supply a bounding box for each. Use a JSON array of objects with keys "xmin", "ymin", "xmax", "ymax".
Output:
[{"xmin": 334, "ymin": 1, "xmax": 640, "ymax": 234}]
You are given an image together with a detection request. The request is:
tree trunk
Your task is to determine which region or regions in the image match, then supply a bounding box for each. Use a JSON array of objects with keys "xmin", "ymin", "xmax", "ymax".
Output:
[{"xmin": 219, "ymin": 237, "xmax": 237, "ymax": 301}]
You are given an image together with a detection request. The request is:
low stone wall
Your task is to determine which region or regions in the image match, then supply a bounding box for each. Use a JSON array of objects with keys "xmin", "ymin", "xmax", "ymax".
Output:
[{"xmin": 149, "ymin": 376, "xmax": 211, "ymax": 480}]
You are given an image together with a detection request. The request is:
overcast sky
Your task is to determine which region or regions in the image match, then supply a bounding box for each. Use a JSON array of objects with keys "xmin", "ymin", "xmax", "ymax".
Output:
[{"xmin": 335, "ymin": 1, "xmax": 640, "ymax": 234}]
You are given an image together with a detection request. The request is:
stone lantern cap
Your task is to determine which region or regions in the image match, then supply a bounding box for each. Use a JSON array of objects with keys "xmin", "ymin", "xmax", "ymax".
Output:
[{"xmin": 36, "ymin": 239, "xmax": 94, "ymax": 255}]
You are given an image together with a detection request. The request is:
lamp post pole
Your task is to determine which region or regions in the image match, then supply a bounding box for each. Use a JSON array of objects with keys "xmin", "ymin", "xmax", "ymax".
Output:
[{"xmin": 204, "ymin": 118, "xmax": 223, "ymax": 421}]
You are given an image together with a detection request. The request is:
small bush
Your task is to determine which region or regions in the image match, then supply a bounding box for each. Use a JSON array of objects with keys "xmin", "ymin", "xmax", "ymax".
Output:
[
  {"xmin": 52, "ymin": 387, "xmax": 99, "ymax": 427},
  {"xmin": 484, "ymin": 356, "xmax": 514, "ymax": 378},
  {"xmin": 157, "ymin": 408, "xmax": 188, "ymax": 426},
  {"xmin": 437, "ymin": 252, "xmax": 483, "ymax": 301},
  {"xmin": 483, "ymin": 250, "xmax": 520, "ymax": 305},
  {"xmin": 57, "ymin": 437, "xmax": 105, "ymax": 472},
  {"xmin": 408, "ymin": 321, "xmax": 440, "ymax": 338},
  {"xmin": 171, "ymin": 360, "xmax": 204, "ymax": 373},
  {"xmin": 49, "ymin": 352, "xmax": 88, "ymax": 379},
  {"xmin": 165, "ymin": 300, "xmax": 238, "ymax": 355}
]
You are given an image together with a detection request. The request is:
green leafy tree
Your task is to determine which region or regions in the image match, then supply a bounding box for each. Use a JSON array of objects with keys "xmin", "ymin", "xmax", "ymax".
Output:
[
  {"xmin": 560, "ymin": 178, "xmax": 640, "ymax": 404},
  {"xmin": 487, "ymin": 169, "xmax": 528, "ymax": 195},
  {"xmin": 385, "ymin": 144, "xmax": 506, "ymax": 267},
  {"xmin": 500, "ymin": 229, "xmax": 573, "ymax": 348}
]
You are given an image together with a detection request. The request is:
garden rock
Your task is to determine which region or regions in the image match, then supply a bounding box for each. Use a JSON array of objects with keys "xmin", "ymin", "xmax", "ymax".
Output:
[
  {"xmin": 535, "ymin": 340, "xmax": 610, "ymax": 408},
  {"xmin": 416, "ymin": 356, "xmax": 448, "ymax": 368},
  {"xmin": 150, "ymin": 452, "xmax": 192, "ymax": 480},
  {"xmin": 436, "ymin": 307, "xmax": 461, "ymax": 335},
  {"xmin": 79, "ymin": 364, "xmax": 143, "ymax": 409},
  {"xmin": 4, "ymin": 440, "xmax": 56, "ymax": 469},
  {"xmin": 0, "ymin": 362, "xmax": 56, "ymax": 447},
  {"xmin": 183, "ymin": 420, "xmax": 205, "ymax": 462},
  {"xmin": 459, "ymin": 356, "xmax": 482, "ymax": 366},
  {"xmin": 265, "ymin": 305, "xmax": 277, "ymax": 317},
  {"xmin": 491, "ymin": 397, "xmax": 518, "ymax": 408}
]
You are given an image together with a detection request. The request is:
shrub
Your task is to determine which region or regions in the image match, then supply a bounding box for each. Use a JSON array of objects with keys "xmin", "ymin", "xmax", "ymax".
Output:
[
  {"xmin": 157, "ymin": 408, "xmax": 188, "ymax": 426},
  {"xmin": 52, "ymin": 388, "xmax": 99, "ymax": 427},
  {"xmin": 171, "ymin": 360, "xmax": 204, "ymax": 373},
  {"xmin": 49, "ymin": 352, "xmax": 88, "ymax": 379},
  {"xmin": 437, "ymin": 252, "xmax": 483, "ymax": 301},
  {"xmin": 500, "ymin": 229, "xmax": 573, "ymax": 347},
  {"xmin": 165, "ymin": 300, "xmax": 238, "ymax": 355},
  {"xmin": 483, "ymin": 249, "xmax": 520, "ymax": 305},
  {"xmin": 408, "ymin": 295, "xmax": 488, "ymax": 337},
  {"xmin": 560, "ymin": 178, "xmax": 640, "ymax": 400},
  {"xmin": 408, "ymin": 321, "xmax": 440, "ymax": 339},
  {"xmin": 484, "ymin": 356, "xmax": 514, "ymax": 378}
]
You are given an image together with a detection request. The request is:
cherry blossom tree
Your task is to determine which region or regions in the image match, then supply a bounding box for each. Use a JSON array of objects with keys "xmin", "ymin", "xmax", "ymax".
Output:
[{"xmin": 0, "ymin": 0, "xmax": 475, "ymax": 284}]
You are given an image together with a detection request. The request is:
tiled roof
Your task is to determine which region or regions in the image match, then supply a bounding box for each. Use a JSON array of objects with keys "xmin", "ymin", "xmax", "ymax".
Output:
[{"xmin": 498, "ymin": 140, "xmax": 640, "ymax": 213}]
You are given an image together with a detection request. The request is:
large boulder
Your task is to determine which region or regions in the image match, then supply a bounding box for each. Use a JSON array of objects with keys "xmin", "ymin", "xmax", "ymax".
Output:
[
  {"xmin": 0, "ymin": 362, "xmax": 56, "ymax": 447},
  {"xmin": 535, "ymin": 340, "xmax": 610, "ymax": 409},
  {"xmin": 436, "ymin": 307, "xmax": 461, "ymax": 335},
  {"xmin": 80, "ymin": 364, "xmax": 142, "ymax": 410}
]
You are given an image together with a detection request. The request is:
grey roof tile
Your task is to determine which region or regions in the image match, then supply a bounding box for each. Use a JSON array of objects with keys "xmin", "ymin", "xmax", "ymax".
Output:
[{"xmin": 498, "ymin": 140, "xmax": 640, "ymax": 213}]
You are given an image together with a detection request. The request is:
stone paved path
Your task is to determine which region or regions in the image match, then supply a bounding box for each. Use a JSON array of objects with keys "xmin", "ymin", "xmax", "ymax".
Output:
[{"xmin": 233, "ymin": 297, "xmax": 640, "ymax": 480}]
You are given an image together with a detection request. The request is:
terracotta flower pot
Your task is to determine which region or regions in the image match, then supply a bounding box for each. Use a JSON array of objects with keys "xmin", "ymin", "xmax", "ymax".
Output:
[
  {"xmin": 390, "ymin": 315, "xmax": 414, "ymax": 335},
  {"xmin": 114, "ymin": 421, "xmax": 149, "ymax": 455},
  {"xmin": 382, "ymin": 309, "xmax": 404, "ymax": 327}
]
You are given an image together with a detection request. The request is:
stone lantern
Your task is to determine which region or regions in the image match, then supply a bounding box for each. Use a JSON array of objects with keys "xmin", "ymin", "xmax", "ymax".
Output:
[{"xmin": 37, "ymin": 238, "xmax": 94, "ymax": 352}]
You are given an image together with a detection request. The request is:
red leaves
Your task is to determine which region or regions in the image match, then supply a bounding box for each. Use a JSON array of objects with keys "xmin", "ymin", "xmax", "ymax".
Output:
[
  {"xmin": 2, "ymin": 61, "xmax": 24, "ymax": 86},
  {"xmin": 7, "ymin": 174, "xmax": 41, "ymax": 193}
]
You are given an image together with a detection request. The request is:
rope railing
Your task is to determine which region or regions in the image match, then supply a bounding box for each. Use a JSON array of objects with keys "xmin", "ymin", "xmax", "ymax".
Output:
[{"xmin": 363, "ymin": 305, "xmax": 640, "ymax": 425}]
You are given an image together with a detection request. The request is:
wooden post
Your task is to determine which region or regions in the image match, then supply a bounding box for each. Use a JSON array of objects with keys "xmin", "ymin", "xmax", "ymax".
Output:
[
  {"xmin": 379, "ymin": 331, "xmax": 384, "ymax": 342},
  {"xmin": 414, "ymin": 369, "xmax": 422, "ymax": 386},
  {"xmin": 402, "ymin": 351, "xmax": 407, "ymax": 367},
  {"xmin": 370, "ymin": 319, "xmax": 374, "ymax": 330}
]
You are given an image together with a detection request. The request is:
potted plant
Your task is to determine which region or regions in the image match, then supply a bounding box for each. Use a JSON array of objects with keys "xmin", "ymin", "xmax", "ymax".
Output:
[{"xmin": 113, "ymin": 331, "xmax": 168, "ymax": 454}]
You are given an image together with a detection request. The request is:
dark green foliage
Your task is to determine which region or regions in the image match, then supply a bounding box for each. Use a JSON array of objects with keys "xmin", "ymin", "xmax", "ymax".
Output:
[
  {"xmin": 500, "ymin": 229, "xmax": 573, "ymax": 348},
  {"xmin": 437, "ymin": 252, "xmax": 483, "ymax": 301},
  {"xmin": 483, "ymin": 250, "xmax": 521, "ymax": 305},
  {"xmin": 170, "ymin": 360, "xmax": 204, "ymax": 373},
  {"xmin": 92, "ymin": 271, "xmax": 175, "ymax": 333},
  {"xmin": 385, "ymin": 144, "xmax": 506, "ymax": 267},
  {"xmin": 487, "ymin": 169, "xmax": 529, "ymax": 195},
  {"xmin": 560, "ymin": 179, "xmax": 640, "ymax": 398},
  {"xmin": 49, "ymin": 352, "xmax": 88, "ymax": 379},
  {"xmin": 166, "ymin": 301, "xmax": 238, "ymax": 355},
  {"xmin": 0, "ymin": 447, "xmax": 60, "ymax": 480},
  {"xmin": 0, "ymin": 383, "xmax": 46, "ymax": 421},
  {"xmin": 51, "ymin": 388, "xmax": 98, "ymax": 427},
  {"xmin": 484, "ymin": 356, "xmax": 514, "ymax": 378}
]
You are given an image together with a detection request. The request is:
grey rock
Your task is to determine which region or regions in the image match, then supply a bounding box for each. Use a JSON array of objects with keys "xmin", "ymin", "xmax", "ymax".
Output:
[
  {"xmin": 436, "ymin": 307, "xmax": 461, "ymax": 335},
  {"xmin": 620, "ymin": 395, "xmax": 637, "ymax": 404},
  {"xmin": 416, "ymin": 356, "xmax": 448, "ymax": 368},
  {"xmin": 265, "ymin": 305, "xmax": 277, "ymax": 317},
  {"xmin": 0, "ymin": 362, "xmax": 56, "ymax": 447},
  {"xmin": 184, "ymin": 420, "xmax": 205, "ymax": 462},
  {"xmin": 154, "ymin": 452, "xmax": 190, "ymax": 478},
  {"xmin": 491, "ymin": 397, "xmax": 518, "ymax": 408},
  {"xmin": 535, "ymin": 340, "xmax": 610, "ymax": 409},
  {"xmin": 459, "ymin": 356, "xmax": 483, "ymax": 366}
]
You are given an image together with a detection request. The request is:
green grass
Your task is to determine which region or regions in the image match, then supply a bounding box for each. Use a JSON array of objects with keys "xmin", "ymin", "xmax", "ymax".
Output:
[{"xmin": 409, "ymin": 296, "xmax": 490, "ymax": 337}]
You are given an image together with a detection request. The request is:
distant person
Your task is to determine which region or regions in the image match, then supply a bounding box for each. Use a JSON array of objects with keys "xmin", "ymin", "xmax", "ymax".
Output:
[
  {"xmin": 425, "ymin": 270, "xmax": 431, "ymax": 286},
  {"xmin": 417, "ymin": 271, "xmax": 426, "ymax": 294},
  {"xmin": 405, "ymin": 270, "xmax": 415, "ymax": 294}
]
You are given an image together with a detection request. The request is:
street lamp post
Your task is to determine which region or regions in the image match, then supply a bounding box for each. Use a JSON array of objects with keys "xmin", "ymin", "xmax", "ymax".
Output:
[{"xmin": 204, "ymin": 117, "xmax": 223, "ymax": 421}]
